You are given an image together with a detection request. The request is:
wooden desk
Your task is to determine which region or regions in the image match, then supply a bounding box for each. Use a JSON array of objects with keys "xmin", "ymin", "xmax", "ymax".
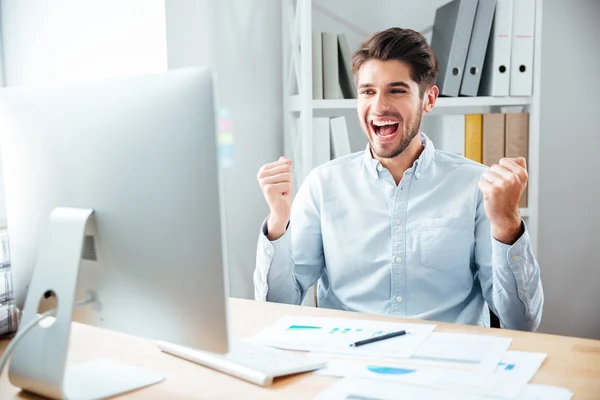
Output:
[{"xmin": 2, "ymin": 298, "xmax": 600, "ymax": 399}]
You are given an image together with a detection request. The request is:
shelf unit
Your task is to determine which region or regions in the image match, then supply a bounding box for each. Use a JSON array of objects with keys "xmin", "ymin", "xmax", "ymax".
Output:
[
  {"xmin": 289, "ymin": 95, "xmax": 533, "ymax": 112},
  {"xmin": 282, "ymin": 0, "xmax": 542, "ymax": 255}
]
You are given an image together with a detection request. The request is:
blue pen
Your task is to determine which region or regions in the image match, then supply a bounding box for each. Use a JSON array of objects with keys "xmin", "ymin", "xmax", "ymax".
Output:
[{"xmin": 349, "ymin": 330, "xmax": 407, "ymax": 347}]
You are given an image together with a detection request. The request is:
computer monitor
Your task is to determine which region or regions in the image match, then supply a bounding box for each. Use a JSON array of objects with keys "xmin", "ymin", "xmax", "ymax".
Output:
[{"xmin": 0, "ymin": 67, "xmax": 229, "ymax": 353}]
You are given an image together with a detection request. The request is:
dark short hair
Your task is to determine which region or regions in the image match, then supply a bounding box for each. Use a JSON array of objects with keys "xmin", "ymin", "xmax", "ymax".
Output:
[{"xmin": 351, "ymin": 27, "xmax": 439, "ymax": 96}]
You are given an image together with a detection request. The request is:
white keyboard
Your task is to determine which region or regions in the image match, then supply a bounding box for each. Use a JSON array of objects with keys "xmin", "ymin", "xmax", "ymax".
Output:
[{"xmin": 157, "ymin": 340, "xmax": 327, "ymax": 386}]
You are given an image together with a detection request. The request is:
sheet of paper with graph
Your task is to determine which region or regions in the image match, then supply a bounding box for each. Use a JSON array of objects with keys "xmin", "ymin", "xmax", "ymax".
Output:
[{"xmin": 246, "ymin": 315, "xmax": 436, "ymax": 359}]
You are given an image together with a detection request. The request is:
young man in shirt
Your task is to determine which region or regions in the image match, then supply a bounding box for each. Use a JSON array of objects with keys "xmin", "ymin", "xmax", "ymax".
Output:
[{"xmin": 254, "ymin": 27, "xmax": 543, "ymax": 331}]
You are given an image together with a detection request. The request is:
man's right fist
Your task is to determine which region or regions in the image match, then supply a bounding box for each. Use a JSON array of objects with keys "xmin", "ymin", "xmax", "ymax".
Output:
[{"xmin": 257, "ymin": 157, "xmax": 293, "ymax": 240}]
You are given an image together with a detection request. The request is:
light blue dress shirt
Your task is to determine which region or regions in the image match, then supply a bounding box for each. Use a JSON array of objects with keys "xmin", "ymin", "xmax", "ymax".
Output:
[{"xmin": 254, "ymin": 134, "xmax": 543, "ymax": 331}]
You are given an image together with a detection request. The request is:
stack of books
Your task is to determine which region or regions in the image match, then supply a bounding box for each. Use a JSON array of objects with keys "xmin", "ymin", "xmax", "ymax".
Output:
[{"xmin": 425, "ymin": 112, "xmax": 529, "ymax": 208}]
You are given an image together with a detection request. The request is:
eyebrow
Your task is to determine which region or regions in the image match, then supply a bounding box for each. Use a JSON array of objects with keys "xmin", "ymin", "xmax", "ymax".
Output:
[{"xmin": 358, "ymin": 81, "xmax": 411, "ymax": 89}]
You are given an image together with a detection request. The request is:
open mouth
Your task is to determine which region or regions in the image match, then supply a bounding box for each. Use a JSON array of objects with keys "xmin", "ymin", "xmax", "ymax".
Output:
[{"xmin": 370, "ymin": 120, "xmax": 400, "ymax": 142}]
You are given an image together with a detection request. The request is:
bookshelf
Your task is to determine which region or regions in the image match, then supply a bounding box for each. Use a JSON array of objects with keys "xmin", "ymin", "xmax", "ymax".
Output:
[
  {"xmin": 282, "ymin": 0, "xmax": 542, "ymax": 261},
  {"xmin": 289, "ymin": 95, "xmax": 533, "ymax": 112}
]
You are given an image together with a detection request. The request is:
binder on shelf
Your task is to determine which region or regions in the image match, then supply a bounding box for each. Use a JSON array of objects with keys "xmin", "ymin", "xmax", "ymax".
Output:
[
  {"xmin": 338, "ymin": 33, "xmax": 357, "ymax": 99},
  {"xmin": 423, "ymin": 115, "xmax": 465, "ymax": 157},
  {"xmin": 505, "ymin": 113, "xmax": 529, "ymax": 208},
  {"xmin": 430, "ymin": 0, "xmax": 479, "ymax": 97},
  {"xmin": 509, "ymin": 0, "xmax": 535, "ymax": 97},
  {"xmin": 330, "ymin": 116, "xmax": 352, "ymax": 159},
  {"xmin": 322, "ymin": 32, "xmax": 342, "ymax": 99},
  {"xmin": 482, "ymin": 113, "xmax": 505, "ymax": 167},
  {"xmin": 479, "ymin": 0, "xmax": 514, "ymax": 96},
  {"xmin": 465, "ymin": 114, "xmax": 483, "ymax": 163},
  {"xmin": 313, "ymin": 117, "xmax": 331, "ymax": 167},
  {"xmin": 460, "ymin": 0, "xmax": 497, "ymax": 97},
  {"xmin": 291, "ymin": 117, "xmax": 307, "ymax": 185},
  {"xmin": 312, "ymin": 32, "xmax": 324, "ymax": 100}
]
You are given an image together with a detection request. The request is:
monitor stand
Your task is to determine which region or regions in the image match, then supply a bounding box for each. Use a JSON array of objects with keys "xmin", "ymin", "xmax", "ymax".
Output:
[{"xmin": 8, "ymin": 207, "xmax": 164, "ymax": 399}]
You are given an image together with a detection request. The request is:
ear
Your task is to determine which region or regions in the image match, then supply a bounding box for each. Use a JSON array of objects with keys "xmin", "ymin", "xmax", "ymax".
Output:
[{"xmin": 422, "ymin": 85, "xmax": 439, "ymax": 113}]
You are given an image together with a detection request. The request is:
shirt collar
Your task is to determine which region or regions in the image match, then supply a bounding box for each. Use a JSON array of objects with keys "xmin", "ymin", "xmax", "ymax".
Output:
[{"xmin": 363, "ymin": 132, "xmax": 435, "ymax": 180}]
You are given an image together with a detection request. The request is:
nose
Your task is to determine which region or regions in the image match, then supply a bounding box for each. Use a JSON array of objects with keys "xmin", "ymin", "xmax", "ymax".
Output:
[{"xmin": 372, "ymin": 92, "xmax": 392, "ymax": 114}]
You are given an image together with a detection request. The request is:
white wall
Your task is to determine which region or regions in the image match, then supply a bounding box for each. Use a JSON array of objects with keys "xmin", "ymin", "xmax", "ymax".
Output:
[
  {"xmin": 0, "ymin": 0, "xmax": 167, "ymax": 228},
  {"xmin": 0, "ymin": 0, "xmax": 282, "ymax": 301},
  {"xmin": 0, "ymin": 6, "xmax": 5, "ymax": 227},
  {"xmin": 536, "ymin": 0, "xmax": 600, "ymax": 340},
  {"xmin": 165, "ymin": 0, "xmax": 283, "ymax": 299},
  {"xmin": 0, "ymin": 0, "xmax": 167, "ymax": 86},
  {"xmin": 165, "ymin": 0, "xmax": 212, "ymax": 70},
  {"xmin": 0, "ymin": 7, "xmax": 4, "ymax": 86}
]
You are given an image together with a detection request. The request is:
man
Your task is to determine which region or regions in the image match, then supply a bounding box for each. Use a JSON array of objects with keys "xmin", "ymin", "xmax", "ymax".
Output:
[{"xmin": 254, "ymin": 28, "xmax": 543, "ymax": 331}]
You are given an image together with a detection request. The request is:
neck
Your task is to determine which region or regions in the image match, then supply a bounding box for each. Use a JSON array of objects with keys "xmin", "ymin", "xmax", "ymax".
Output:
[{"xmin": 375, "ymin": 133, "xmax": 424, "ymax": 185}]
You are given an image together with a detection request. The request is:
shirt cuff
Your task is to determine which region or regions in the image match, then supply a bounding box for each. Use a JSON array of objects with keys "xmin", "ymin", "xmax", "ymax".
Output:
[
  {"xmin": 492, "ymin": 221, "xmax": 529, "ymax": 273},
  {"xmin": 491, "ymin": 221, "xmax": 537, "ymax": 312},
  {"xmin": 254, "ymin": 217, "xmax": 291, "ymax": 300}
]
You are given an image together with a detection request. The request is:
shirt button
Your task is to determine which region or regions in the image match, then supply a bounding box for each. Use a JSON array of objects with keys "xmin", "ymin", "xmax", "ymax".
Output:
[
  {"xmin": 265, "ymin": 247, "xmax": 273, "ymax": 257},
  {"xmin": 395, "ymin": 296, "xmax": 403, "ymax": 303},
  {"xmin": 511, "ymin": 255, "xmax": 519, "ymax": 261},
  {"xmin": 395, "ymin": 257, "xmax": 403, "ymax": 263},
  {"xmin": 395, "ymin": 219, "xmax": 402, "ymax": 225},
  {"xmin": 519, "ymin": 289, "xmax": 525, "ymax": 296},
  {"xmin": 415, "ymin": 172, "xmax": 421, "ymax": 178},
  {"xmin": 377, "ymin": 165, "xmax": 383, "ymax": 172}
]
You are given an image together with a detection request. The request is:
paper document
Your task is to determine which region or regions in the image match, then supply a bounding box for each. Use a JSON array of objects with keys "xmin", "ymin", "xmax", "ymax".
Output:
[
  {"xmin": 315, "ymin": 378, "xmax": 572, "ymax": 400},
  {"xmin": 516, "ymin": 384, "xmax": 573, "ymax": 400},
  {"xmin": 410, "ymin": 332, "xmax": 512, "ymax": 373},
  {"xmin": 491, "ymin": 351, "xmax": 548, "ymax": 398},
  {"xmin": 312, "ymin": 350, "xmax": 547, "ymax": 399},
  {"xmin": 315, "ymin": 377, "xmax": 484, "ymax": 400},
  {"xmin": 248, "ymin": 316, "xmax": 435, "ymax": 359}
]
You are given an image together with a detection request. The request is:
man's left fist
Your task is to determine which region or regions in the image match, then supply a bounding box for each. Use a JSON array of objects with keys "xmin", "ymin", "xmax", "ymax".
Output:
[{"xmin": 478, "ymin": 157, "xmax": 528, "ymax": 244}]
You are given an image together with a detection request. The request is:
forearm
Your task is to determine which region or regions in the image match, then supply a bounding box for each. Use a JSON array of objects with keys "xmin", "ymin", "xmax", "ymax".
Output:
[
  {"xmin": 266, "ymin": 215, "xmax": 289, "ymax": 241},
  {"xmin": 491, "ymin": 213, "xmax": 523, "ymax": 245},
  {"xmin": 255, "ymin": 170, "xmax": 325, "ymax": 305},
  {"xmin": 489, "ymin": 226, "xmax": 544, "ymax": 331}
]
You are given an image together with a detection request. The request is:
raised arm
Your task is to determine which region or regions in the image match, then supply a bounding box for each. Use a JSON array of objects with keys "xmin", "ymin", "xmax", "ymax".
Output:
[{"xmin": 254, "ymin": 158, "xmax": 324, "ymax": 304}]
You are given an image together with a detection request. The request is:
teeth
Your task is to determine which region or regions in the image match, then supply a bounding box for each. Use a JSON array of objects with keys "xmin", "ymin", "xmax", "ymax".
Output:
[{"xmin": 372, "ymin": 120, "xmax": 398, "ymax": 126}]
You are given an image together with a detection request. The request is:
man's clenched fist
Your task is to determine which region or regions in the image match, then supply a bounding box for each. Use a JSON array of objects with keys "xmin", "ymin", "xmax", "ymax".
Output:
[{"xmin": 257, "ymin": 157, "xmax": 293, "ymax": 240}]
